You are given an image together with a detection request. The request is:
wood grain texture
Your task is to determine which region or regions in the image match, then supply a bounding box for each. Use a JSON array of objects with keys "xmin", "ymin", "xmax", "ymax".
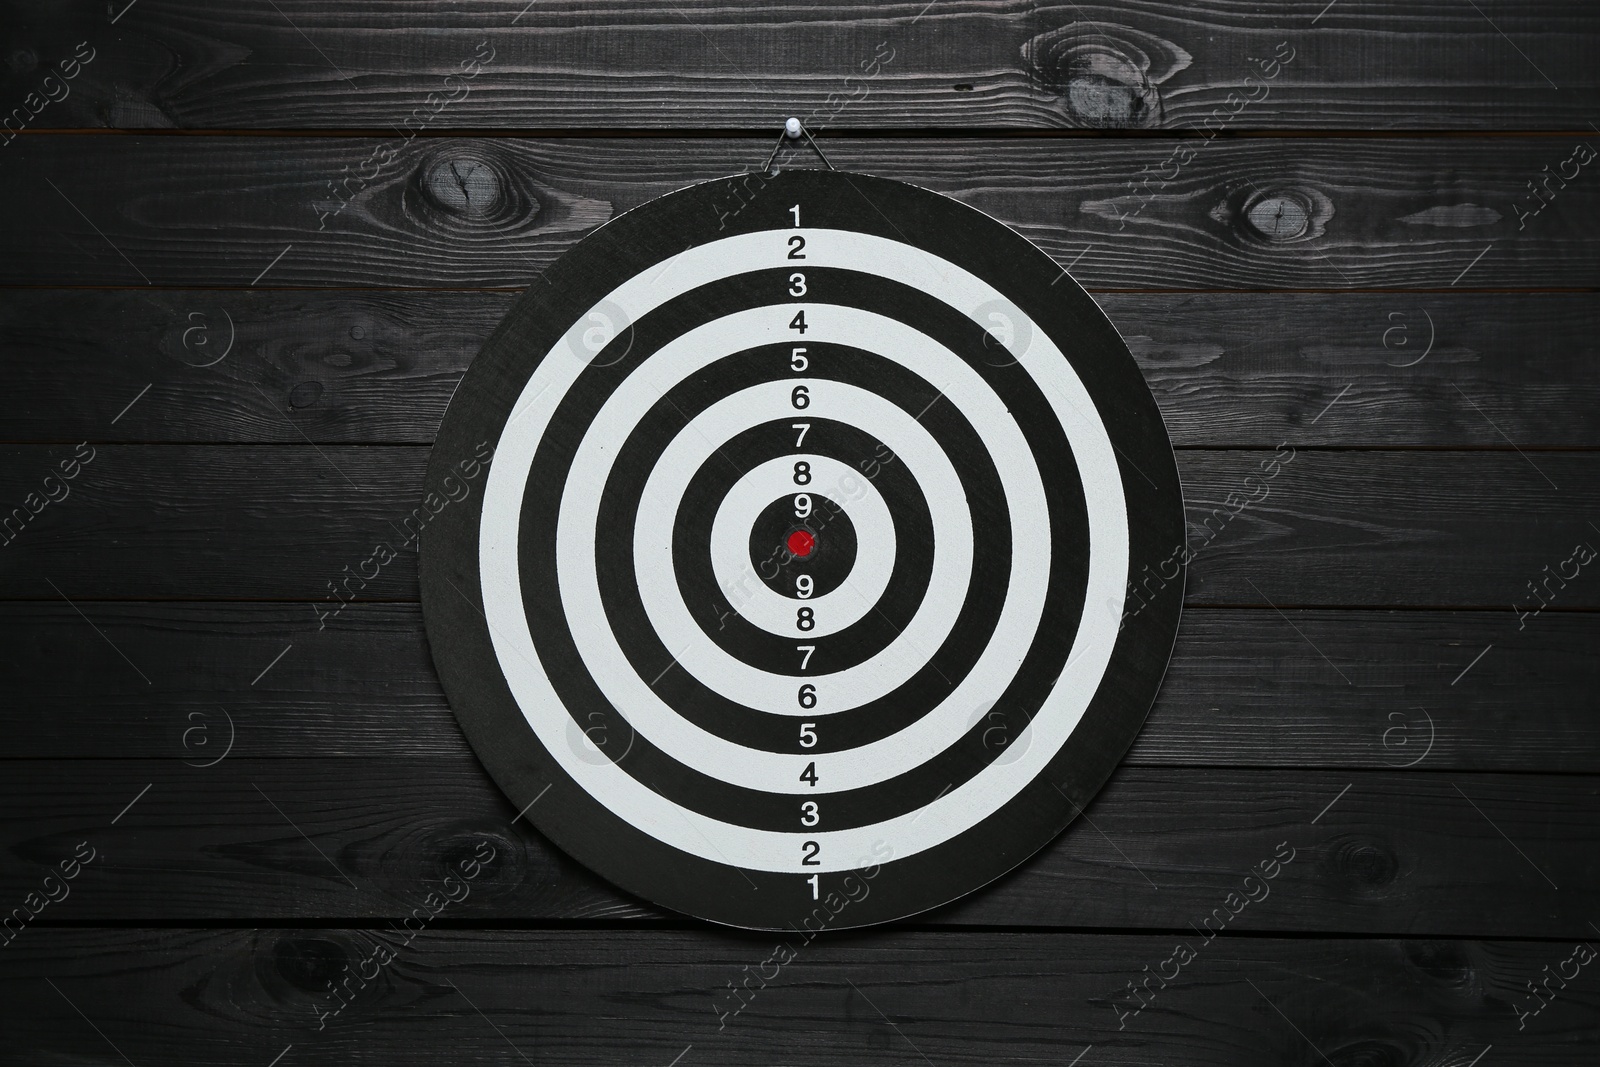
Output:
[
  {"xmin": 5, "ymin": 929, "xmax": 1587, "ymax": 1064},
  {"xmin": 3, "ymin": 136, "xmax": 1596, "ymax": 289},
  {"xmin": 5, "ymin": 289, "xmax": 1598, "ymax": 447},
  {"xmin": 0, "ymin": 0, "xmax": 1594, "ymax": 1053},
  {"xmin": 4, "ymin": 0, "xmax": 1596, "ymax": 129},
  {"xmin": 1, "ymin": 758, "xmax": 1595, "ymax": 934},
  {"xmin": 1, "ymin": 446, "xmax": 1593, "ymax": 606},
  {"xmin": 2, "ymin": 602, "xmax": 1595, "ymax": 771}
]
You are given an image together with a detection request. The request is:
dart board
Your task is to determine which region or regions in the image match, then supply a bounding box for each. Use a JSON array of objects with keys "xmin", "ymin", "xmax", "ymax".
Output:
[{"xmin": 421, "ymin": 168, "xmax": 1184, "ymax": 930}]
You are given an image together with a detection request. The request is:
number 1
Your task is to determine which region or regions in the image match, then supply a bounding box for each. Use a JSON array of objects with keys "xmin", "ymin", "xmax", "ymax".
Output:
[{"xmin": 790, "ymin": 204, "xmax": 801, "ymax": 227}]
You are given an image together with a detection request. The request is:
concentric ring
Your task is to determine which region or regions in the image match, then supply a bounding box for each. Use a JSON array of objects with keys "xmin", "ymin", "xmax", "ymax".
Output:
[
  {"xmin": 707, "ymin": 457, "xmax": 893, "ymax": 637},
  {"xmin": 508, "ymin": 248, "xmax": 1109, "ymax": 857},
  {"xmin": 624, "ymin": 373, "xmax": 977, "ymax": 707}
]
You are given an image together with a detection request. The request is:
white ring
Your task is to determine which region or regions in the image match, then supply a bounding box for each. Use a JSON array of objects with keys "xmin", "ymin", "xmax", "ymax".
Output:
[
  {"xmin": 481, "ymin": 229, "xmax": 1127, "ymax": 872},
  {"xmin": 558, "ymin": 309, "xmax": 1029, "ymax": 774},
  {"xmin": 706, "ymin": 456, "xmax": 896, "ymax": 638},
  {"xmin": 625, "ymin": 379, "xmax": 971, "ymax": 709}
]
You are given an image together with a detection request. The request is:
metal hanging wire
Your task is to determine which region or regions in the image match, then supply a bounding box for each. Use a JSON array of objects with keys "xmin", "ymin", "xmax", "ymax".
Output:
[{"xmin": 762, "ymin": 117, "xmax": 835, "ymax": 174}]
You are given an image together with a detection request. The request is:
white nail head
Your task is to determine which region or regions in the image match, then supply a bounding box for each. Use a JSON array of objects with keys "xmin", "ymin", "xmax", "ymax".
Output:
[{"xmin": 784, "ymin": 117, "xmax": 803, "ymax": 139}]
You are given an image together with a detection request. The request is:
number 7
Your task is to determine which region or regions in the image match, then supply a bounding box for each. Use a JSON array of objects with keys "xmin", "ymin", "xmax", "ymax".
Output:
[
  {"xmin": 797, "ymin": 644, "xmax": 815, "ymax": 670},
  {"xmin": 792, "ymin": 422, "xmax": 810, "ymax": 447}
]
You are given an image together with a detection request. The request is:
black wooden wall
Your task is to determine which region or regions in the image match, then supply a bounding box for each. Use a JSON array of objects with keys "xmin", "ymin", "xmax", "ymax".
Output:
[{"xmin": 2, "ymin": 2, "xmax": 1598, "ymax": 1063}]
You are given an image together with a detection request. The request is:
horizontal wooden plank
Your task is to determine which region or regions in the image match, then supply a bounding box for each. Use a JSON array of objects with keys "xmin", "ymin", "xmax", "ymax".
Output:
[
  {"xmin": 3, "ymin": 136, "xmax": 1597, "ymax": 288},
  {"xmin": 0, "ymin": 759, "xmax": 1594, "ymax": 935},
  {"xmin": 3, "ymin": 929, "xmax": 1592, "ymax": 1063},
  {"xmin": 3, "ymin": 602, "xmax": 1595, "ymax": 771},
  {"xmin": 6, "ymin": 290, "xmax": 1598, "ymax": 447},
  {"xmin": 9, "ymin": 1, "xmax": 1597, "ymax": 129},
  {"xmin": 1, "ymin": 446, "xmax": 1594, "ymax": 606}
]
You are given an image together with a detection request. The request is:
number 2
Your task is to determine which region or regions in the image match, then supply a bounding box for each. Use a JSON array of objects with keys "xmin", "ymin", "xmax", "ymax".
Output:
[{"xmin": 801, "ymin": 840, "xmax": 820, "ymax": 866}]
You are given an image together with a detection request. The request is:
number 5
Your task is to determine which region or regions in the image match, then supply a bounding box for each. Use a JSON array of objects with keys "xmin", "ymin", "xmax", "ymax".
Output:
[{"xmin": 799, "ymin": 721, "xmax": 816, "ymax": 748}]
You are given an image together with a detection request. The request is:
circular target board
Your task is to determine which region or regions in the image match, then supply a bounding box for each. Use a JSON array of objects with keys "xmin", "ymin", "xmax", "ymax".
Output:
[{"xmin": 422, "ymin": 169, "xmax": 1184, "ymax": 930}]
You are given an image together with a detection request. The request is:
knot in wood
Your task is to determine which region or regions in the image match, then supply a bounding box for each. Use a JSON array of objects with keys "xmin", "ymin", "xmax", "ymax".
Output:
[
  {"xmin": 1328, "ymin": 834, "xmax": 1400, "ymax": 891},
  {"xmin": 1023, "ymin": 24, "xmax": 1190, "ymax": 129},
  {"xmin": 426, "ymin": 820, "xmax": 527, "ymax": 901},
  {"xmin": 422, "ymin": 154, "xmax": 506, "ymax": 219},
  {"xmin": 1244, "ymin": 190, "xmax": 1313, "ymax": 241},
  {"xmin": 7, "ymin": 46, "xmax": 39, "ymax": 75},
  {"xmin": 1322, "ymin": 1037, "xmax": 1416, "ymax": 1067},
  {"xmin": 270, "ymin": 934, "xmax": 351, "ymax": 993},
  {"xmin": 289, "ymin": 380, "xmax": 324, "ymax": 409},
  {"xmin": 1064, "ymin": 49, "xmax": 1157, "ymax": 128},
  {"xmin": 1404, "ymin": 940, "xmax": 1481, "ymax": 997}
]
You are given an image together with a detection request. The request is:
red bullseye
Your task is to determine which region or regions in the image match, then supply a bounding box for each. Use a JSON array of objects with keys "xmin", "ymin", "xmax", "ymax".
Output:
[{"xmin": 786, "ymin": 529, "xmax": 816, "ymax": 558}]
